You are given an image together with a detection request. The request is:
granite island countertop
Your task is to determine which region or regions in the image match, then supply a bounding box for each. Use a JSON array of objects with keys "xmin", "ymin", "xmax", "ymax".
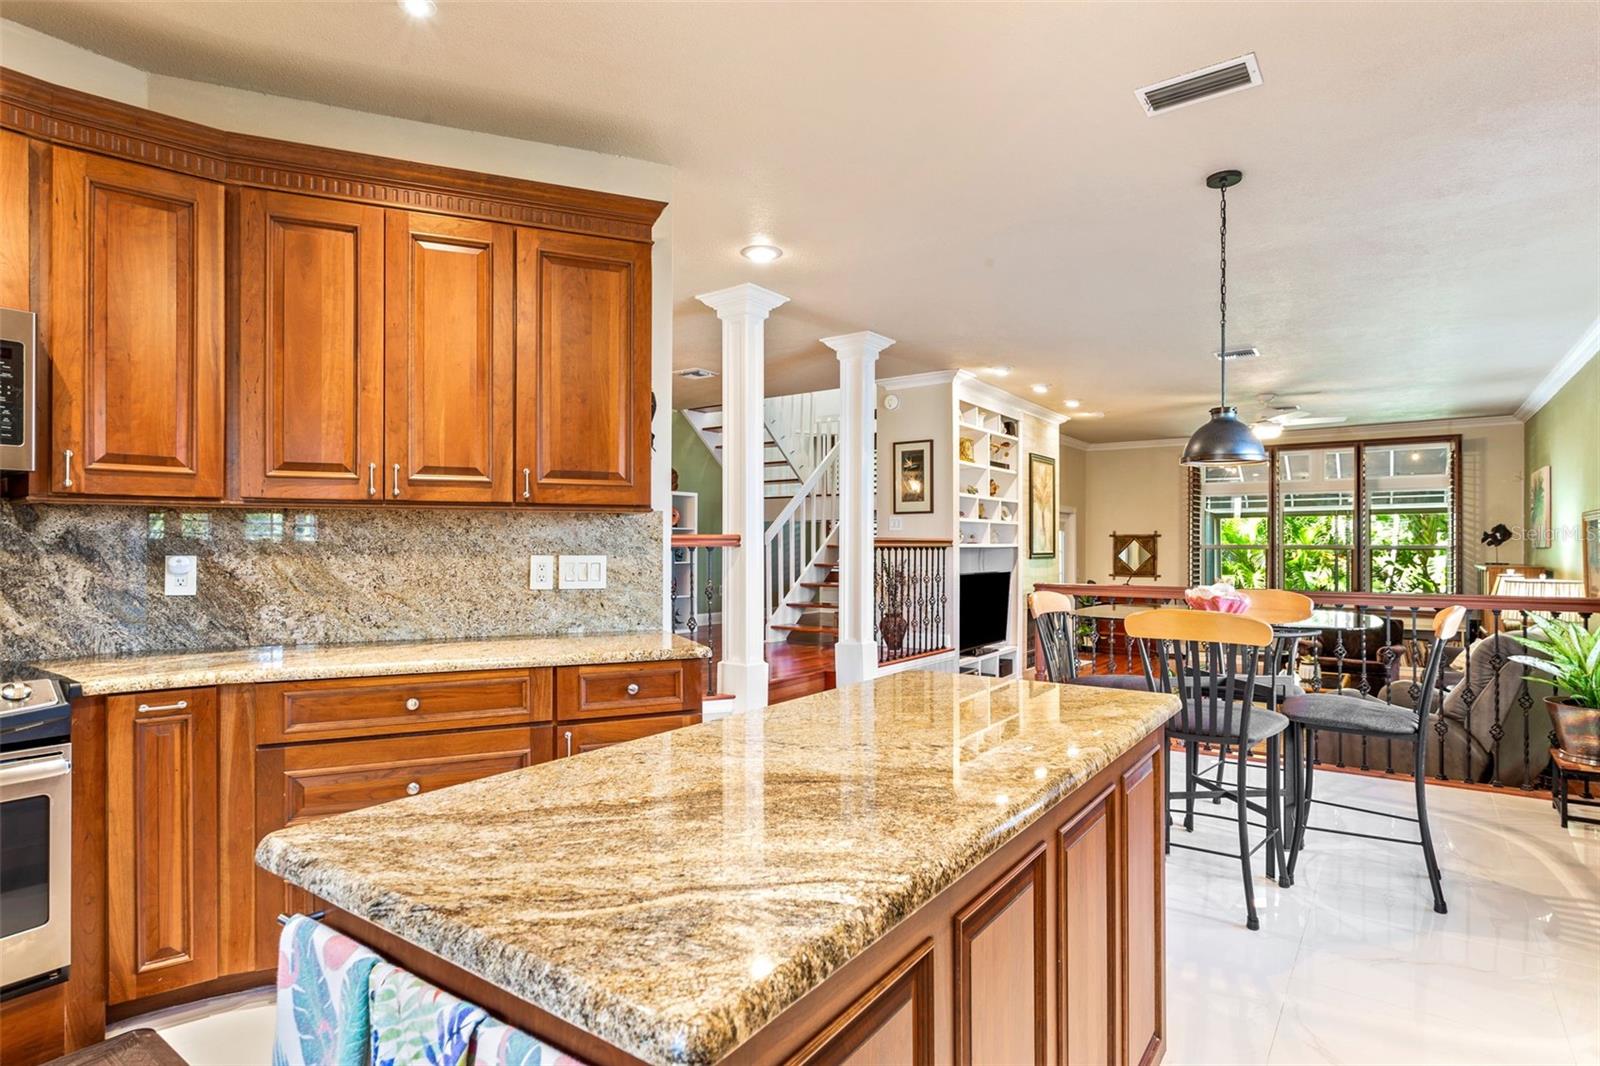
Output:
[
  {"xmin": 255, "ymin": 670, "xmax": 1180, "ymax": 1066},
  {"xmin": 31, "ymin": 631, "xmax": 709, "ymax": 696}
]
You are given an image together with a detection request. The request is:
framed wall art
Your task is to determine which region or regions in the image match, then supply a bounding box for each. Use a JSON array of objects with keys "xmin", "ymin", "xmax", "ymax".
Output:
[
  {"xmin": 893, "ymin": 439, "xmax": 933, "ymax": 514},
  {"xmin": 1028, "ymin": 452, "xmax": 1056, "ymax": 558}
]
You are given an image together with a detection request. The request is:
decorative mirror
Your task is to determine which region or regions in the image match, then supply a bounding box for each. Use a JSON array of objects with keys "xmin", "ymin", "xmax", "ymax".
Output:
[{"xmin": 1110, "ymin": 531, "xmax": 1159, "ymax": 579}]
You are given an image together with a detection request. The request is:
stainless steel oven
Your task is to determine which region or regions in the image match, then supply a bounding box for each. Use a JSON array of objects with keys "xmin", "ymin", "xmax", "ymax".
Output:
[
  {"xmin": 0, "ymin": 306, "xmax": 38, "ymax": 472},
  {"xmin": 0, "ymin": 678, "xmax": 71, "ymax": 999}
]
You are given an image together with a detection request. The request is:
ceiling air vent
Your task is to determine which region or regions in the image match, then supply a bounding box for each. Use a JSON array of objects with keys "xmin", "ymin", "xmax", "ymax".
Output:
[
  {"xmin": 1136, "ymin": 53, "xmax": 1261, "ymax": 116},
  {"xmin": 676, "ymin": 367, "xmax": 718, "ymax": 380}
]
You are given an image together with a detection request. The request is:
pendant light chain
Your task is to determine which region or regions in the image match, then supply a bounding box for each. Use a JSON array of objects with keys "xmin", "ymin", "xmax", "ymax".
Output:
[{"xmin": 1218, "ymin": 181, "xmax": 1228, "ymax": 405}]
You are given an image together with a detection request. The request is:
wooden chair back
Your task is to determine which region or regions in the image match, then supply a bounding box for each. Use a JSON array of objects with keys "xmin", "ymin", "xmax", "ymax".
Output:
[
  {"xmin": 1123, "ymin": 609, "xmax": 1275, "ymax": 743},
  {"xmin": 1242, "ymin": 588, "xmax": 1314, "ymax": 625},
  {"xmin": 1433, "ymin": 605, "xmax": 1467, "ymax": 641}
]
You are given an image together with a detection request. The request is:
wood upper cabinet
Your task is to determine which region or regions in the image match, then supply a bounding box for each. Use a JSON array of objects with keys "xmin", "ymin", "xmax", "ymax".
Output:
[
  {"xmin": 49, "ymin": 147, "xmax": 224, "ymax": 498},
  {"xmin": 106, "ymin": 688, "xmax": 219, "ymax": 1004},
  {"xmin": 0, "ymin": 130, "xmax": 28, "ymax": 310},
  {"xmin": 238, "ymin": 190, "xmax": 385, "ymax": 500},
  {"xmin": 384, "ymin": 210, "xmax": 514, "ymax": 503},
  {"xmin": 515, "ymin": 228, "xmax": 651, "ymax": 507}
]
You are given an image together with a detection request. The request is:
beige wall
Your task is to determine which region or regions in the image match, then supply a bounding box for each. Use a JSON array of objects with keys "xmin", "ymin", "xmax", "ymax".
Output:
[
  {"xmin": 876, "ymin": 381, "xmax": 954, "ymax": 542},
  {"xmin": 1058, "ymin": 442, "xmax": 1087, "ymax": 581},
  {"xmin": 1072, "ymin": 418, "xmax": 1525, "ymax": 591},
  {"xmin": 1524, "ymin": 353, "xmax": 1599, "ymax": 581}
]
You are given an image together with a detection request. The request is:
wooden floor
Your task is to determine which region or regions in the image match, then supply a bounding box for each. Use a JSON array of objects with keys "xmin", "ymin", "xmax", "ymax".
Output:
[{"xmin": 766, "ymin": 640, "xmax": 836, "ymax": 703}]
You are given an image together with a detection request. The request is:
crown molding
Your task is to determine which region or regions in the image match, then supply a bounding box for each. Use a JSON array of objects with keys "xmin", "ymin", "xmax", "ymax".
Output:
[
  {"xmin": 1515, "ymin": 317, "xmax": 1600, "ymax": 421},
  {"xmin": 1083, "ymin": 437, "xmax": 1192, "ymax": 452},
  {"xmin": 1059, "ymin": 432, "xmax": 1092, "ymax": 450},
  {"xmin": 953, "ymin": 371, "xmax": 1069, "ymax": 426},
  {"xmin": 0, "ymin": 66, "xmax": 665, "ymax": 242},
  {"xmin": 878, "ymin": 369, "xmax": 958, "ymax": 391}
]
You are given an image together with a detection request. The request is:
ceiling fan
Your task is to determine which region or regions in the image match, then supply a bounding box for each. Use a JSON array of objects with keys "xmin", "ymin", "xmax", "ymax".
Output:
[{"xmin": 1247, "ymin": 395, "xmax": 1347, "ymax": 440}]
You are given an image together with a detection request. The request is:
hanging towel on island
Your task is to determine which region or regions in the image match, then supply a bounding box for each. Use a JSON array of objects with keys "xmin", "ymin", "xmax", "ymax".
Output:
[
  {"xmin": 273, "ymin": 914, "xmax": 383, "ymax": 1066},
  {"xmin": 471, "ymin": 1016, "xmax": 590, "ymax": 1066},
  {"xmin": 370, "ymin": 960, "xmax": 489, "ymax": 1066}
]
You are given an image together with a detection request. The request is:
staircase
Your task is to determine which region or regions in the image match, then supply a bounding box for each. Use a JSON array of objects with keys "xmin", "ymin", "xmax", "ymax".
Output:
[{"xmin": 680, "ymin": 392, "xmax": 845, "ymax": 664}]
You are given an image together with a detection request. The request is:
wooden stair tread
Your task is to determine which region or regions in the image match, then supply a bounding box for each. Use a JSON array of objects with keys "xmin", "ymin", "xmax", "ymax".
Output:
[
  {"xmin": 788, "ymin": 601, "xmax": 838, "ymax": 610},
  {"xmin": 799, "ymin": 581, "xmax": 840, "ymax": 589},
  {"xmin": 772, "ymin": 623, "xmax": 839, "ymax": 634}
]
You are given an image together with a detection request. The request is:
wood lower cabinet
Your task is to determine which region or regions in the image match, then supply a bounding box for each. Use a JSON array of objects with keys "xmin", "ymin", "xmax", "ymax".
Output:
[
  {"xmin": 384, "ymin": 210, "xmax": 515, "ymax": 503},
  {"xmin": 238, "ymin": 189, "xmax": 385, "ymax": 501},
  {"xmin": 255, "ymin": 668, "xmax": 550, "ymax": 745},
  {"xmin": 105, "ymin": 688, "xmax": 220, "ymax": 1004},
  {"xmin": 954, "ymin": 845, "xmax": 1047, "ymax": 1066},
  {"xmin": 1121, "ymin": 748, "xmax": 1164, "ymax": 1066},
  {"xmin": 515, "ymin": 228, "xmax": 651, "ymax": 507},
  {"xmin": 787, "ymin": 941, "xmax": 936, "ymax": 1066},
  {"xmin": 49, "ymin": 147, "xmax": 225, "ymax": 498},
  {"xmin": 1060, "ymin": 785, "xmax": 1118, "ymax": 1066},
  {"xmin": 555, "ymin": 713, "xmax": 699, "ymax": 758}
]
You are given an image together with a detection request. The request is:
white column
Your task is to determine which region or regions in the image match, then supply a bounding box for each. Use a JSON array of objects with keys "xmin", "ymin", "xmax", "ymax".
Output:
[
  {"xmin": 821, "ymin": 331, "xmax": 895, "ymax": 685},
  {"xmin": 696, "ymin": 283, "xmax": 789, "ymax": 713}
]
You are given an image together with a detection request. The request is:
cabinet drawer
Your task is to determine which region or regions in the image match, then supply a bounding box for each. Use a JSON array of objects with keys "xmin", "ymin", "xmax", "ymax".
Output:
[
  {"xmin": 260, "ymin": 726, "xmax": 547, "ymax": 828},
  {"xmin": 257, "ymin": 669, "xmax": 551, "ymax": 744},
  {"xmin": 555, "ymin": 661, "xmax": 699, "ymax": 721},
  {"xmin": 556, "ymin": 713, "xmax": 699, "ymax": 758}
]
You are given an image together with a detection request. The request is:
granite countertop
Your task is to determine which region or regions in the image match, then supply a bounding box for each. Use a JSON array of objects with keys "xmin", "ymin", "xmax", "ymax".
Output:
[
  {"xmin": 32, "ymin": 631, "xmax": 709, "ymax": 696},
  {"xmin": 256, "ymin": 671, "xmax": 1179, "ymax": 1066}
]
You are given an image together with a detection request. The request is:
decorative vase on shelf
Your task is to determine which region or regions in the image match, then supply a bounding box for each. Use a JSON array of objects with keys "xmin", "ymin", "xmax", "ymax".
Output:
[
  {"xmin": 671, "ymin": 468, "xmax": 680, "ymax": 491},
  {"xmin": 989, "ymin": 478, "xmax": 999, "ymax": 497},
  {"xmin": 959, "ymin": 438, "xmax": 976, "ymax": 463},
  {"xmin": 671, "ymin": 507, "xmax": 681, "ymax": 527},
  {"xmin": 880, "ymin": 612, "xmax": 909, "ymax": 653}
]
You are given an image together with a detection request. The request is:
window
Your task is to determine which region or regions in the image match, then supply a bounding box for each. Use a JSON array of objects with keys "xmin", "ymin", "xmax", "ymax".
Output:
[{"xmin": 1188, "ymin": 436, "xmax": 1460, "ymax": 595}]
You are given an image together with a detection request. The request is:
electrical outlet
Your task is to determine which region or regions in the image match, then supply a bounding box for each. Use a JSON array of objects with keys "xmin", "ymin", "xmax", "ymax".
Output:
[
  {"xmin": 165, "ymin": 555, "xmax": 197, "ymax": 596},
  {"xmin": 558, "ymin": 555, "xmax": 606, "ymax": 589},
  {"xmin": 529, "ymin": 554, "xmax": 555, "ymax": 590}
]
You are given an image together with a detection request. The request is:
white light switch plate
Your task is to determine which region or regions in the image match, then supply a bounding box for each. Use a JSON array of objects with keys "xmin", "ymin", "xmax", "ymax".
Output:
[
  {"xmin": 165, "ymin": 555, "xmax": 197, "ymax": 596},
  {"xmin": 558, "ymin": 554, "xmax": 606, "ymax": 589},
  {"xmin": 888, "ymin": 517, "xmax": 904, "ymax": 531},
  {"xmin": 529, "ymin": 554, "xmax": 555, "ymax": 590}
]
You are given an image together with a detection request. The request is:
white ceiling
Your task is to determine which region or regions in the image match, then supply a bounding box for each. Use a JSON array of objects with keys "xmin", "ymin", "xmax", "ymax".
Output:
[{"xmin": 6, "ymin": 1, "xmax": 1597, "ymax": 442}]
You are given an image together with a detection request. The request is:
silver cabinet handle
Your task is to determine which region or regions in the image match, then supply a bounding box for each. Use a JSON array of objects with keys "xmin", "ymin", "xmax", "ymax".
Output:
[
  {"xmin": 62, "ymin": 448, "xmax": 74, "ymax": 488},
  {"xmin": 522, "ymin": 467, "xmax": 531, "ymax": 500},
  {"xmin": 626, "ymin": 683, "xmax": 640, "ymax": 696},
  {"xmin": 137, "ymin": 699, "xmax": 188, "ymax": 714},
  {"xmin": 564, "ymin": 730, "xmax": 573, "ymax": 757},
  {"xmin": 368, "ymin": 462, "xmax": 377, "ymax": 497},
  {"xmin": 404, "ymin": 697, "xmax": 421, "ymax": 711},
  {"xmin": 405, "ymin": 781, "xmax": 420, "ymax": 796},
  {"xmin": 392, "ymin": 463, "xmax": 401, "ymax": 498}
]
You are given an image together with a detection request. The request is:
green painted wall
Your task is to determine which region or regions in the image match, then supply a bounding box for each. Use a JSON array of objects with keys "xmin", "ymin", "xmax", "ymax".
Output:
[
  {"xmin": 1524, "ymin": 352, "xmax": 1599, "ymax": 579},
  {"xmin": 671, "ymin": 411, "xmax": 723, "ymax": 617}
]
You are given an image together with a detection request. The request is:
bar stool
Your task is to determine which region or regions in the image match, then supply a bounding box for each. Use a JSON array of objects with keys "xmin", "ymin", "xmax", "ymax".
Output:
[
  {"xmin": 1125, "ymin": 608, "xmax": 1290, "ymax": 930},
  {"xmin": 1281, "ymin": 605, "xmax": 1467, "ymax": 914},
  {"xmin": 1028, "ymin": 590, "xmax": 1152, "ymax": 691}
]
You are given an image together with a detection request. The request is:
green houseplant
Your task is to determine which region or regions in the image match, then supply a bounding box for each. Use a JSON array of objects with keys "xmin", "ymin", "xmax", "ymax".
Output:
[{"xmin": 1511, "ymin": 615, "xmax": 1600, "ymax": 766}]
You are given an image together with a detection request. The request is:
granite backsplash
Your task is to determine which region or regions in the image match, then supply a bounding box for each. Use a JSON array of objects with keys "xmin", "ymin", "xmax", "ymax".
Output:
[{"xmin": 0, "ymin": 502, "xmax": 665, "ymax": 673}]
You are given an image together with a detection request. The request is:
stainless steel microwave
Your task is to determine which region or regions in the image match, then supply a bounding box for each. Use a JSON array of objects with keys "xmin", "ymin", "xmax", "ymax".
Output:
[{"xmin": 0, "ymin": 307, "xmax": 36, "ymax": 473}]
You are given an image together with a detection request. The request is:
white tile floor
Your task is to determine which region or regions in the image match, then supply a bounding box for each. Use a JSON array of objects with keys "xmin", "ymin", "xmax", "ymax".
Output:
[{"xmin": 115, "ymin": 766, "xmax": 1599, "ymax": 1066}]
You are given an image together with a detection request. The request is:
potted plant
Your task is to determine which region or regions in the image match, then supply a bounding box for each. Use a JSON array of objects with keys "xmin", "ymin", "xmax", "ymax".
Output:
[
  {"xmin": 877, "ymin": 560, "xmax": 910, "ymax": 652},
  {"xmin": 1511, "ymin": 614, "xmax": 1600, "ymax": 766}
]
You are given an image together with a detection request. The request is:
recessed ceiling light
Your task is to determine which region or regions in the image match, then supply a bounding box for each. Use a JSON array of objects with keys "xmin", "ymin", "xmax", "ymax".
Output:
[
  {"xmin": 740, "ymin": 244, "xmax": 782, "ymax": 263},
  {"xmin": 983, "ymin": 366, "xmax": 1012, "ymax": 377},
  {"xmin": 1063, "ymin": 399, "xmax": 1081, "ymax": 409},
  {"xmin": 1030, "ymin": 384, "xmax": 1049, "ymax": 395},
  {"xmin": 398, "ymin": 0, "xmax": 436, "ymax": 17}
]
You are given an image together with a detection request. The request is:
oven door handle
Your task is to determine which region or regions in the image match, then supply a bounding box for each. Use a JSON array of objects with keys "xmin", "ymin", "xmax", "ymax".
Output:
[{"xmin": 0, "ymin": 754, "xmax": 71, "ymax": 788}]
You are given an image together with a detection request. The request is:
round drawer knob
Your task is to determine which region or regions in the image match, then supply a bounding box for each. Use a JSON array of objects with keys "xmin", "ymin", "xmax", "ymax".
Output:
[
  {"xmin": 405, "ymin": 781, "xmax": 421, "ymax": 796},
  {"xmin": 626, "ymin": 683, "xmax": 640, "ymax": 696},
  {"xmin": 404, "ymin": 697, "xmax": 421, "ymax": 711}
]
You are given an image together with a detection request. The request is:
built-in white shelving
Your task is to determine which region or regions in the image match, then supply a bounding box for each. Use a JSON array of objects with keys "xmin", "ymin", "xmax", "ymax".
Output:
[
  {"xmin": 670, "ymin": 490, "xmax": 699, "ymax": 635},
  {"xmin": 956, "ymin": 399, "xmax": 1022, "ymax": 549}
]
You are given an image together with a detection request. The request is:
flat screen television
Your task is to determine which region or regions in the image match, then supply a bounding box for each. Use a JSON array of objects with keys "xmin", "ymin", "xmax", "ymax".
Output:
[{"xmin": 959, "ymin": 570, "xmax": 1012, "ymax": 652}]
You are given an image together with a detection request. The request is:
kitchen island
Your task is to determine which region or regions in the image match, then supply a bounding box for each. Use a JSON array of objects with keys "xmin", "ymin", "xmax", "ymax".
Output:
[{"xmin": 257, "ymin": 671, "xmax": 1179, "ymax": 1066}]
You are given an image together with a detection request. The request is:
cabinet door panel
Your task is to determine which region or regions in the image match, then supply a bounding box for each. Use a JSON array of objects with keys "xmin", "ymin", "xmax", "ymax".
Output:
[
  {"xmin": 1121, "ymin": 747, "xmax": 1164, "ymax": 1066},
  {"xmin": 385, "ymin": 211, "xmax": 513, "ymax": 503},
  {"xmin": 239, "ymin": 190, "xmax": 384, "ymax": 500},
  {"xmin": 787, "ymin": 940, "xmax": 934, "ymax": 1066},
  {"xmin": 0, "ymin": 130, "xmax": 28, "ymax": 310},
  {"xmin": 954, "ymin": 844, "xmax": 1047, "ymax": 1066},
  {"xmin": 516, "ymin": 229, "xmax": 650, "ymax": 507},
  {"xmin": 50, "ymin": 147, "xmax": 224, "ymax": 497},
  {"xmin": 106, "ymin": 688, "xmax": 219, "ymax": 1003},
  {"xmin": 1060, "ymin": 784, "xmax": 1117, "ymax": 1066}
]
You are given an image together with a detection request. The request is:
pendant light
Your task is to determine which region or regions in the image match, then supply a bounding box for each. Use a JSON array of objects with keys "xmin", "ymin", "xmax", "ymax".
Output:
[{"xmin": 1181, "ymin": 169, "xmax": 1268, "ymax": 466}]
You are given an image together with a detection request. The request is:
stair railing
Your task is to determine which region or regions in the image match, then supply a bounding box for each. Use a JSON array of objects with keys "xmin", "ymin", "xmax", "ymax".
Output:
[{"xmin": 764, "ymin": 440, "xmax": 841, "ymax": 637}]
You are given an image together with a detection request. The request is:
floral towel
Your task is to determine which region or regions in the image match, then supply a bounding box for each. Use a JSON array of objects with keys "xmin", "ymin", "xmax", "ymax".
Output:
[
  {"xmin": 273, "ymin": 914, "xmax": 383, "ymax": 1066},
  {"xmin": 471, "ymin": 1016, "xmax": 589, "ymax": 1066},
  {"xmin": 370, "ymin": 961, "xmax": 489, "ymax": 1066}
]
